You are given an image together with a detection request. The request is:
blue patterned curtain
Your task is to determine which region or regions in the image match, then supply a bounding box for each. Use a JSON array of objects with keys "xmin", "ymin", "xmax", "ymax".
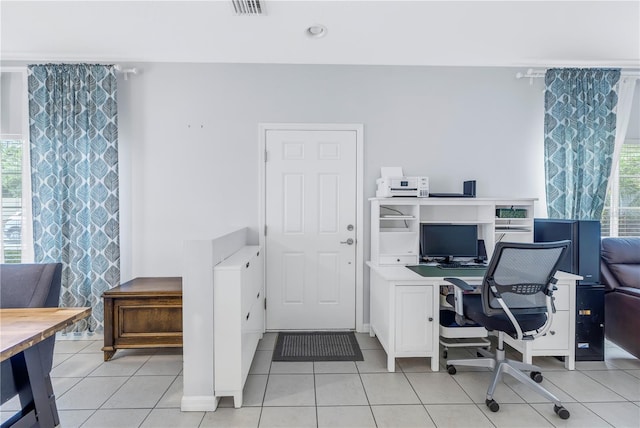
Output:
[
  {"xmin": 28, "ymin": 64, "xmax": 119, "ymax": 332},
  {"xmin": 544, "ymin": 68, "xmax": 620, "ymax": 220}
]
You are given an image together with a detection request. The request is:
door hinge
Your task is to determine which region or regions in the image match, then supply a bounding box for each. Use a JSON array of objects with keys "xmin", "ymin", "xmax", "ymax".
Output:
[
  {"xmin": 264, "ymin": 150, "xmax": 268, "ymax": 162},
  {"xmin": 264, "ymin": 224, "xmax": 267, "ymax": 236},
  {"xmin": 264, "ymin": 298, "xmax": 267, "ymax": 310}
]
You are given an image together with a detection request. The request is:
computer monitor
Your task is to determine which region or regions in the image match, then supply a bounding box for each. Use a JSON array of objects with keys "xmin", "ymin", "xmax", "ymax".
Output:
[{"xmin": 420, "ymin": 224, "xmax": 478, "ymax": 263}]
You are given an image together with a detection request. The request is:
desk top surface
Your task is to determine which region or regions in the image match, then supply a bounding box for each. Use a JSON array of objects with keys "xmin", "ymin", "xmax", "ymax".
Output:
[
  {"xmin": 0, "ymin": 307, "xmax": 91, "ymax": 361},
  {"xmin": 366, "ymin": 261, "xmax": 582, "ymax": 282},
  {"xmin": 104, "ymin": 277, "xmax": 182, "ymax": 296},
  {"xmin": 366, "ymin": 262, "xmax": 485, "ymax": 282},
  {"xmin": 405, "ymin": 264, "xmax": 487, "ymax": 278}
]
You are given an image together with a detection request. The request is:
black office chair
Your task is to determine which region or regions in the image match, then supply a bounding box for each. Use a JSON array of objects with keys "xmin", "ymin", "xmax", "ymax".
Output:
[{"xmin": 443, "ymin": 241, "xmax": 571, "ymax": 420}]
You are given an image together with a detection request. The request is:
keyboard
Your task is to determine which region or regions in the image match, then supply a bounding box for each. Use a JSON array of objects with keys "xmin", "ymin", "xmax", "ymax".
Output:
[{"xmin": 437, "ymin": 263, "xmax": 486, "ymax": 269}]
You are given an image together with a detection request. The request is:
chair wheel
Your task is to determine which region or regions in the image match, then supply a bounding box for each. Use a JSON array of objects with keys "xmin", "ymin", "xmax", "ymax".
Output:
[
  {"xmin": 530, "ymin": 371, "xmax": 543, "ymax": 383},
  {"xmin": 447, "ymin": 364, "xmax": 456, "ymax": 375},
  {"xmin": 486, "ymin": 399, "xmax": 500, "ymax": 412},
  {"xmin": 554, "ymin": 405, "xmax": 570, "ymax": 419},
  {"xmin": 443, "ymin": 350, "xmax": 448, "ymax": 359}
]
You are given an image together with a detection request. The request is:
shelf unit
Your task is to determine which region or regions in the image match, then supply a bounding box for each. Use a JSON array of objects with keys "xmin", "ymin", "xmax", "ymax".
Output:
[
  {"xmin": 371, "ymin": 203, "xmax": 420, "ymax": 265},
  {"xmin": 494, "ymin": 201, "xmax": 535, "ymax": 242},
  {"xmin": 370, "ymin": 197, "xmax": 536, "ymax": 265}
]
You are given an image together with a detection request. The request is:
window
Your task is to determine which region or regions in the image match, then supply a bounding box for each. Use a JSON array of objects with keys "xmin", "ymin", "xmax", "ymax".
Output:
[
  {"xmin": 601, "ymin": 139, "xmax": 640, "ymax": 237},
  {"xmin": 1, "ymin": 68, "xmax": 32, "ymax": 263},
  {"xmin": 1, "ymin": 139, "xmax": 25, "ymax": 262}
]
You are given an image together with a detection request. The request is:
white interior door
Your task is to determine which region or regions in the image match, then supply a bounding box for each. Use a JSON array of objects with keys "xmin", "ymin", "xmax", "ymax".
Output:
[{"xmin": 265, "ymin": 129, "xmax": 357, "ymax": 330}]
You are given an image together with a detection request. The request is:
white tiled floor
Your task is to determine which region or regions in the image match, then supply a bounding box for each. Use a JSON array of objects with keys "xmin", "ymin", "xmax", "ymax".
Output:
[{"xmin": 2, "ymin": 333, "xmax": 639, "ymax": 428}]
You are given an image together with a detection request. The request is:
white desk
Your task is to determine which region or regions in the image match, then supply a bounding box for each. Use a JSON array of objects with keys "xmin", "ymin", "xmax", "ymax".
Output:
[{"xmin": 367, "ymin": 262, "xmax": 580, "ymax": 372}]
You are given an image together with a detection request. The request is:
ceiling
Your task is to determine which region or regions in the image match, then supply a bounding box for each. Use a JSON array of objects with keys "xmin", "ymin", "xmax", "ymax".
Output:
[{"xmin": 1, "ymin": 1, "xmax": 639, "ymax": 68}]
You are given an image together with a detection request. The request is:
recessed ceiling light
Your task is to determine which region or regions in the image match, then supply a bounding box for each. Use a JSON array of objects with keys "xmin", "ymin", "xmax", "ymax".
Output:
[{"xmin": 306, "ymin": 25, "xmax": 327, "ymax": 39}]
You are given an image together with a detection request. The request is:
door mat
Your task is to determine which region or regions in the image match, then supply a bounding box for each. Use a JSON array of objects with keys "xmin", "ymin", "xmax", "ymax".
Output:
[{"xmin": 272, "ymin": 331, "xmax": 364, "ymax": 362}]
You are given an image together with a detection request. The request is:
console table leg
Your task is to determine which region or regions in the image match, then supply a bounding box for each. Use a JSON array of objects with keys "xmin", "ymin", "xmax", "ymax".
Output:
[{"xmin": 103, "ymin": 349, "xmax": 116, "ymax": 361}]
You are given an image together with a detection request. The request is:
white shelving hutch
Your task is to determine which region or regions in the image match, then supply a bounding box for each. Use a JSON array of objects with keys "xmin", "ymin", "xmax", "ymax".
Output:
[{"xmin": 370, "ymin": 197, "xmax": 536, "ymax": 264}]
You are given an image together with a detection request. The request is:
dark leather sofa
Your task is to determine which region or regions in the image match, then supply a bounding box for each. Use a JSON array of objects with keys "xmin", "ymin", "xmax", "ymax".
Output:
[{"xmin": 600, "ymin": 237, "xmax": 640, "ymax": 359}]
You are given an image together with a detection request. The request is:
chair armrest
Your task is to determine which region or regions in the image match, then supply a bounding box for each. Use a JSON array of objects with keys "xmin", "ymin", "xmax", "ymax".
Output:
[
  {"xmin": 443, "ymin": 277, "xmax": 477, "ymax": 318},
  {"xmin": 443, "ymin": 277, "xmax": 476, "ymax": 291}
]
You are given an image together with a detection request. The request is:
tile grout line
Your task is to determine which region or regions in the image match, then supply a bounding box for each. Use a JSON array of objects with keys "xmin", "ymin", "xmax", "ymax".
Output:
[
  {"xmin": 26, "ymin": 334, "xmax": 640, "ymax": 427},
  {"xmin": 255, "ymin": 336, "xmax": 275, "ymax": 427},
  {"xmin": 399, "ymin": 365, "xmax": 438, "ymax": 427},
  {"xmin": 447, "ymin": 369, "xmax": 497, "ymax": 427},
  {"xmin": 579, "ymin": 368, "xmax": 637, "ymax": 403},
  {"xmin": 354, "ymin": 353, "xmax": 377, "ymax": 428},
  {"xmin": 312, "ymin": 361, "xmax": 319, "ymax": 428}
]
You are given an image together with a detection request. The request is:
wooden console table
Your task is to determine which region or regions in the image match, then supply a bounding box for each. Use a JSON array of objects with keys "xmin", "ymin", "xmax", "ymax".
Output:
[{"xmin": 102, "ymin": 277, "xmax": 182, "ymax": 361}]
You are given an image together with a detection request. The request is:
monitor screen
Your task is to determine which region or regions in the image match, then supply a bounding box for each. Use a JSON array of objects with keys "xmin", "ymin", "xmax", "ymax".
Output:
[{"xmin": 421, "ymin": 224, "xmax": 478, "ymax": 260}]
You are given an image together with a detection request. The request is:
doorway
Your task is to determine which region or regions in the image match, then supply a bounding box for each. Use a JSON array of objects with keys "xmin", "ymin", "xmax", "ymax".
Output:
[{"xmin": 259, "ymin": 124, "xmax": 364, "ymax": 331}]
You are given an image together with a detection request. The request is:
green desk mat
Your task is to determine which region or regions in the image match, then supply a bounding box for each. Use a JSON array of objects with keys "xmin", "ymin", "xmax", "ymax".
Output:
[{"xmin": 406, "ymin": 264, "xmax": 486, "ymax": 278}]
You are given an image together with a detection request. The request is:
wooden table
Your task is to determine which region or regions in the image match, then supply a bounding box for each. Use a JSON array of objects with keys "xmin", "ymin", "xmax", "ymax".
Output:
[
  {"xmin": 102, "ymin": 277, "xmax": 182, "ymax": 361},
  {"xmin": 1, "ymin": 307, "xmax": 91, "ymax": 428}
]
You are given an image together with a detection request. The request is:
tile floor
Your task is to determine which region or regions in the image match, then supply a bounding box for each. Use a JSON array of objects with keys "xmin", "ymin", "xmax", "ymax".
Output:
[{"xmin": 1, "ymin": 333, "xmax": 639, "ymax": 427}]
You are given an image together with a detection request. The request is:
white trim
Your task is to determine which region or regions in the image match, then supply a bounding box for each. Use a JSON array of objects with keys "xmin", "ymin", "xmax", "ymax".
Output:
[
  {"xmin": 361, "ymin": 323, "xmax": 370, "ymax": 335},
  {"xmin": 0, "ymin": 66, "xmax": 27, "ymax": 73},
  {"xmin": 258, "ymin": 123, "xmax": 365, "ymax": 332},
  {"xmin": 0, "ymin": 67, "xmax": 34, "ymax": 262},
  {"xmin": 517, "ymin": 68, "xmax": 640, "ymax": 81},
  {"xmin": 55, "ymin": 331, "xmax": 103, "ymax": 340},
  {"xmin": 611, "ymin": 79, "xmax": 638, "ymax": 172},
  {"xmin": 180, "ymin": 396, "xmax": 219, "ymax": 412},
  {"xmin": 3, "ymin": 51, "xmax": 640, "ymax": 69},
  {"xmin": 20, "ymin": 68, "xmax": 34, "ymax": 262}
]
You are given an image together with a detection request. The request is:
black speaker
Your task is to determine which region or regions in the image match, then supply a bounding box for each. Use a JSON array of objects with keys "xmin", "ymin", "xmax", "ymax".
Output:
[
  {"xmin": 463, "ymin": 180, "xmax": 476, "ymax": 197},
  {"xmin": 475, "ymin": 239, "xmax": 487, "ymax": 263}
]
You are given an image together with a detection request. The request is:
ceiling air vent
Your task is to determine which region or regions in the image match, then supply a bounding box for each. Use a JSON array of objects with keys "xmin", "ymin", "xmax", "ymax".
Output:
[{"xmin": 231, "ymin": 0, "xmax": 264, "ymax": 15}]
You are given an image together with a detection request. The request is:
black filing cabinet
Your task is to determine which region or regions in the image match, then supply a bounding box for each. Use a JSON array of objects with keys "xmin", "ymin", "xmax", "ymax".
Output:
[
  {"xmin": 534, "ymin": 219, "xmax": 605, "ymax": 361},
  {"xmin": 575, "ymin": 285, "xmax": 605, "ymax": 361}
]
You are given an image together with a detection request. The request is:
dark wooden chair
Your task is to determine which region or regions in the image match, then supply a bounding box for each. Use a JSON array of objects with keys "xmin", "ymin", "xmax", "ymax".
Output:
[{"xmin": 1, "ymin": 263, "xmax": 62, "ymax": 427}]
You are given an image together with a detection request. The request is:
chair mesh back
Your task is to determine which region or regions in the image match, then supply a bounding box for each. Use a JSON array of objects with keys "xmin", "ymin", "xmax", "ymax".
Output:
[{"xmin": 483, "ymin": 242, "xmax": 567, "ymax": 316}]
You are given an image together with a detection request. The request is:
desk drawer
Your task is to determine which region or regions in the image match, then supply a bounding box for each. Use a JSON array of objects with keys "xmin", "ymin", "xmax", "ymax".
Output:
[{"xmin": 379, "ymin": 255, "xmax": 418, "ymax": 265}]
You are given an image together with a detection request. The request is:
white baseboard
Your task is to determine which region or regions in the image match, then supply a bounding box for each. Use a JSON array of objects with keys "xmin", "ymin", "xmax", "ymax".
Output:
[
  {"xmin": 358, "ymin": 323, "xmax": 370, "ymax": 334},
  {"xmin": 181, "ymin": 396, "xmax": 219, "ymax": 412},
  {"xmin": 56, "ymin": 331, "xmax": 104, "ymax": 340}
]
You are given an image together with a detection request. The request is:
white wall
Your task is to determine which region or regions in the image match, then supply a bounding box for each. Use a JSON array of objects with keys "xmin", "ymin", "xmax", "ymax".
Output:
[
  {"xmin": 626, "ymin": 87, "xmax": 640, "ymax": 139},
  {"xmin": 0, "ymin": 71, "xmax": 23, "ymax": 135},
  {"xmin": 3, "ymin": 62, "xmax": 637, "ymax": 324},
  {"xmin": 117, "ymin": 63, "xmax": 548, "ymax": 287}
]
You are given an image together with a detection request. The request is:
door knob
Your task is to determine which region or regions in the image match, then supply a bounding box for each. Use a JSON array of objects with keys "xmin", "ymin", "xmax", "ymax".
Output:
[{"xmin": 341, "ymin": 238, "xmax": 354, "ymax": 245}]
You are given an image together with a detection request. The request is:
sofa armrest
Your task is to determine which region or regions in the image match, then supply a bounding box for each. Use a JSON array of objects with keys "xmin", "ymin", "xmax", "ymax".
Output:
[{"xmin": 600, "ymin": 260, "xmax": 620, "ymax": 291}]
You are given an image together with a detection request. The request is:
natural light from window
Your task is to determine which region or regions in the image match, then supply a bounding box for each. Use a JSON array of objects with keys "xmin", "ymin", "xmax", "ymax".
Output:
[
  {"xmin": 602, "ymin": 139, "xmax": 640, "ymax": 237},
  {"xmin": 1, "ymin": 138, "xmax": 25, "ymax": 262},
  {"xmin": 1, "ymin": 69, "xmax": 32, "ymax": 263}
]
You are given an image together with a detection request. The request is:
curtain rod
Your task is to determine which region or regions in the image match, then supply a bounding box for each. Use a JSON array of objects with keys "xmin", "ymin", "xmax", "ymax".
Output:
[
  {"xmin": 516, "ymin": 68, "xmax": 640, "ymax": 84},
  {"xmin": 1, "ymin": 64, "xmax": 140, "ymax": 80},
  {"xmin": 114, "ymin": 64, "xmax": 139, "ymax": 80}
]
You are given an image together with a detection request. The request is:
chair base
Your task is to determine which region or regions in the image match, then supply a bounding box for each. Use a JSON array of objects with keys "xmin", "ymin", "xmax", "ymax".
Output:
[{"xmin": 447, "ymin": 344, "xmax": 570, "ymax": 419}]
